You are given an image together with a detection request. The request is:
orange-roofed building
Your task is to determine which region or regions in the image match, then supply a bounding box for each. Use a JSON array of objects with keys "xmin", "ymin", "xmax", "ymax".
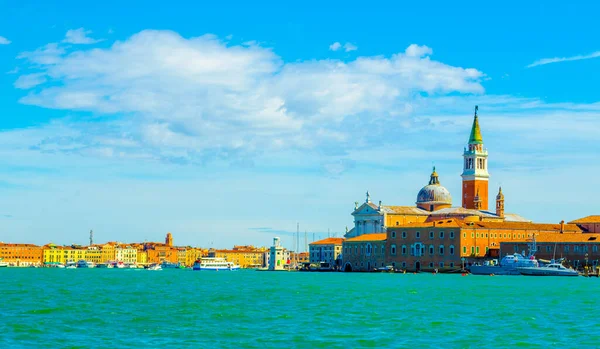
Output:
[
  {"xmin": 0, "ymin": 243, "xmax": 43, "ymax": 267},
  {"xmin": 309, "ymin": 237, "xmax": 344, "ymax": 268},
  {"xmin": 385, "ymin": 219, "xmax": 584, "ymax": 272},
  {"xmin": 342, "ymin": 233, "xmax": 386, "ymax": 272},
  {"xmin": 569, "ymin": 216, "xmax": 600, "ymax": 233}
]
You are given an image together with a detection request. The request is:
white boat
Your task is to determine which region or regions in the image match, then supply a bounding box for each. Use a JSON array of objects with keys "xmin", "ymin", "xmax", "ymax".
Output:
[
  {"xmin": 0, "ymin": 261, "xmax": 9, "ymax": 268},
  {"xmin": 76, "ymin": 260, "xmax": 96, "ymax": 268},
  {"xmin": 470, "ymin": 253, "xmax": 539, "ymax": 275},
  {"xmin": 518, "ymin": 262, "xmax": 579, "ymax": 277},
  {"xmin": 65, "ymin": 261, "xmax": 77, "ymax": 269},
  {"xmin": 96, "ymin": 263, "xmax": 112, "ymax": 268},
  {"xmin": 114, "ymin": 261, "xmax": 125, "ymax": 269},
  {"xmin": 192, "ymin": 257, "xmax": 240, "ymax": 271},
  {"xmin": 125, "ymin": 263, "xmax": 138, "ymax": 269},
  {"xmin": 147, "ymin": 264, "xmax": 162, "ymax": 271}
]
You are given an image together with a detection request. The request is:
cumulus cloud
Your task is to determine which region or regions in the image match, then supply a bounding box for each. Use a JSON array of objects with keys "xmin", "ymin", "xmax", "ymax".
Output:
[
  {"xmin": 0, "ymin": 36, "xmax": 11, "ymax": 45},
  {"xmin": 329, "ymin": 42, "xmax": 341, "ymax": 51},
  {"xmin": 15, "ymin": 30, "xmax": 485, "ymax": 164},
  {"xmin": 527, "ymin": 50, "xmax": 600, "ymax": 68},
  {"xmin": 63, "ymin": 28, "xmax": 100, "ymax": 44}
]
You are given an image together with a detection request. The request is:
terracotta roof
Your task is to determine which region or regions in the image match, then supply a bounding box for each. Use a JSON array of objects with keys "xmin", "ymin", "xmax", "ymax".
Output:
[
  {"xmin": 389, "ymin": 219, "xmax": 582, "ymax": 232},
  {"xmin": 457, "ymin": 221, "xmax": 581, "ymax": 232},
  {"xmin": 345, "ymin": 233, "xmax": 387, "ymax": 242},
  {"xmin": 504, "ymin": 233, "xmax": 600, "ymax": 243},
  {"xmin": 568, "ymin": 216, "xmax": 600, "ymax": 224},
  {"xmin": 382, "ymin": 206, "xmax": 430, "ymax": 215},
  {"xmin": 309, "ymin": 237, "xmax": 345, "ymax": 245}
]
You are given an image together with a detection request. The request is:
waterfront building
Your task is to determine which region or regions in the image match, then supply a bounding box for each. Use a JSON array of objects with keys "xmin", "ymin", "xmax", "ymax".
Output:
[
  {"xmin": 185, "ymin": 247, "xmax": 206, "ymax": 267},
  {"xmin": 341, "ymin": 233, "xmax": 386, "ymax": 272},
  {"xmin": 269, "ymin": 237, "xmax": 287, "ymax": 270},
  {"xmin": 42, "ymin": 244, "xmax": 65, "ymax": 265},
  {"xmin": 85, "ymin": 246, "xmax": 103, "ymax": 264},
  {"xmin": 568, "ymin": 216, "xmax": 600, "ymax": 233},
  {"xmin": 309, "ymin": 237, "xmax": 344, "ymax": 267},
  {"xmin": 210, "ymin": 245, "xmax": 267, "ymax": 268},
  {"xmin": 115, "ymin": 245, "xmax": 137, "ymax": 264},
  {"xmin": 0, "ymin": 243, "xmax": 43, "ymax": 266},
  {"xmin": 144, "ymin": 233, "xmax": 179, "ymax": 264},
  {"xmin": 100, "ymin": 243, "xmax": 116, "ymax": 263},
  {"xmin": 386, "ymin": 219, "xmax": 583, "ymax": 272}
]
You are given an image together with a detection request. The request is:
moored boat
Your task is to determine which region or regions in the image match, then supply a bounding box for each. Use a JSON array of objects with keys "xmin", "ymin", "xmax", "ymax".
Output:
[
  {"xmin": 147, "ymin": 264, "xmax": 162, "ymax": 271},
  {"xmin": 192, "ymin": 257, "xmax": 240, "ymax": 271},
  {"xmin": 518, "ymin": 262, "xmax": 579, "ymax": 277},
  {"xmin": 76, "ymin": 260, "xmax": 96, "ymax": 268},
  {"xmin": 470, "ymin": 253, "xmax": 539, "ymax": 275}
]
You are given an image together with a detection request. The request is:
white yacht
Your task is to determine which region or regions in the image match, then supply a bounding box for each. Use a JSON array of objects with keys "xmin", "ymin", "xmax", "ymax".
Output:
[
  {"xmin": 470, "ymin": 253, "xmax": 539, "ymax": 275},
  {"xmin": 192, "ymin": 257, "xmax": 240, "ymax": 271},
  {"xmin": 76, "ymin": 260, "xmax": 96, "ymax": 268},
  {"xmin": 518, "ymin": 262, "xmax": 579, "ymax": 277},
  {"xmin": 0, "ymin": 259, "xmax": 9, "ymax": 268},
  {"xmin": 65, "ymin": 261, "xmax": 77, "ymax": 269}
]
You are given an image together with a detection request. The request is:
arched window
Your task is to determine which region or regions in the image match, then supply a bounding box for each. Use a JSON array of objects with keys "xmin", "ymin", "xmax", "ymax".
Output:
[
  {"xmin": 391, "ymin": 244, "xmax": 397, "ymax": 256},
  {"xmin": 429, "ymin": 245, "xmax": 434, "ymax": 255},
  {"xmin": 439, "ymin": 245, "xmax": 445, "ymax": 255},
  {"xmin": 401, "ymin": 245, "xmax": 407, "ymax": 255},
  {"xmin": 449, "ymin": 245, "xmax": 455, "ymax": 255}
]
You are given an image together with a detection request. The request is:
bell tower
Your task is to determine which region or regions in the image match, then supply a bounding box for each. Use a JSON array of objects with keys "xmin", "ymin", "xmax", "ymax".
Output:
[
  {"xmin": 496, "ymin": 187, "xmax": 505, "ymax": 218},
  {"xmin": 461, "ymin": 106, "xmax": 489, "ymax": 210}
]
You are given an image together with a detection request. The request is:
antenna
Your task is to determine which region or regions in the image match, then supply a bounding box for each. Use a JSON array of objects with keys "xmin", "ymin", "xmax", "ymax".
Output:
[
  {"xmin": 89, "ymin": 230, "xmax": 93, "ymax": 246},
  {"xmin": 296, "ymin": 223, "xmax": 300, "ymax": 252}
]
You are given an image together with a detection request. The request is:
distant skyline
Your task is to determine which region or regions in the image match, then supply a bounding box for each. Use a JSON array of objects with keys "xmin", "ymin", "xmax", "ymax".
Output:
[{"xmin": 1, "ymin": 1, "xmax": 600, "ymax": 248}]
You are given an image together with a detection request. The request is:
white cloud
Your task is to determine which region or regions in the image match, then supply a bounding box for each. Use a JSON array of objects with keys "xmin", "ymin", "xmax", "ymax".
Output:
[
  {"xmin": 405, "ymin": 44, "xmax": 432, "ymax": 57},
  {"xmin": 17, "ymin": 43, "xmax": 65, "ymax": 65},
  {"xmin": 63, "ymin": 28, "xmax": 100, "ymax": 44},
  {"xmin": 14, "ymin": 30, "xmax": 485, "ymax": 164},
  {"xmin": 329, "ymin": 42, "xmax": 341, "ymax": 51},
  {"xmin": 330, "ymin": 42, "xmax": 358, "ymax": 52},
  {"xmin": 0, "ymin": 36, "xmax": 10, "ymax": 45},
  {"xmin": 344, "ymin": 43, "xmax": 357, "ymax": 52},
  {"xmin": 527, "ymin": 50, "xmax": 600, "ymax": 68},
  {"xmin": 14, "ymin": 73, "xmax": 47, "ymax": 89}
]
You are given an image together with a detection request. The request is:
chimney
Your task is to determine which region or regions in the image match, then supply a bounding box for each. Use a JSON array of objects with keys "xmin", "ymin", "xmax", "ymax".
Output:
[
  {"xmin": 560, "ymin": 220, "xmax": 565, "ymax": 233},
  {"xmin": 378, "ymin": 200, "xmax": 382, "ymax": 210}
]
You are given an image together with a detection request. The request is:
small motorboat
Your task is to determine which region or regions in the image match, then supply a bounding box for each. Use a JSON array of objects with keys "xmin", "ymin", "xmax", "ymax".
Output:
[{"xmin": 518, "ymin": 262, "xmax": 579, "ymax": 277}]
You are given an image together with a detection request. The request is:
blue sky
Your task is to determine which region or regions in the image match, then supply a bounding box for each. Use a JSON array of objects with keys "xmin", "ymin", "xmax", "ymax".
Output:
[{"xmin": 0, "ymin": 1, "xmax": 599, "ymax": 248}]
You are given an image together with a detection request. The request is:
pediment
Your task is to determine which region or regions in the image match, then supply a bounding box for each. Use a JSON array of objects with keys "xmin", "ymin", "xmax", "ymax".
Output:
[{"xmin": 352, "ymin": 202, "xmax": 381, "ymax": 216}]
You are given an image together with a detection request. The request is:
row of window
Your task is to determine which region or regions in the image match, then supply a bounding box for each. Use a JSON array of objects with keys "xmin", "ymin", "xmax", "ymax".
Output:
[
  {"xmin": 391, "ymin": 231, "xmax": 456, "ymax": 239},
  {"xmin": 390, "ymin": 244, "xmax": 456, "ymax": 256},
  {"xmin": 353, "ymin": 261, "xmax": 457, "ymax": 269},
  {"xmin": 344, "ymin": 244, "xmax": 384, "ymax": 256},
  {"xmin": 513, "ymin": 245, "xmax": 600, "ymax": 253}
]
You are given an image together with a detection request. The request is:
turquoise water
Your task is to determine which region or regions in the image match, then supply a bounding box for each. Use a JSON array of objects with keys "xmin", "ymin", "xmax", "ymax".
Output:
[{"xmin": 1, "ymin": 269, "xmax": 599, "ymax": 348}]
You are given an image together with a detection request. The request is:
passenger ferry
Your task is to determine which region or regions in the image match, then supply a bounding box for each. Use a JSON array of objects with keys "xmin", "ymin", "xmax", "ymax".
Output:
[{"xmin": 192, "ymin": 257, "xmax": 240, "ymax": 271}]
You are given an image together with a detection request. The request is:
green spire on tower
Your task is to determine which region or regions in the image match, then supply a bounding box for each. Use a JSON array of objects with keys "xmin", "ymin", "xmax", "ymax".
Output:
[{"xmin": 469, "ymin": 105, "xmax": 483, "ymax": 145}]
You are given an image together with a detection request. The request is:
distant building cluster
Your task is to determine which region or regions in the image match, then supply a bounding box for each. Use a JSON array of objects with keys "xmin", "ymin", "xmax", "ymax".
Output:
[
  {"xmin": 0, "ymin": 232, "xmax": 279, "ymax": 268},
  {"xmin": 307, "ymin": 107, "xmax": 600, "ymax": 272}
]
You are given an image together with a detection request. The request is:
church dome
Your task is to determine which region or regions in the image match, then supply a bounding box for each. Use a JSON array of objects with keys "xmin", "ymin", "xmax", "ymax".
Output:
[{"xmin": 416, "ymin": 167, "xmax": 452, "ymax": 210}]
